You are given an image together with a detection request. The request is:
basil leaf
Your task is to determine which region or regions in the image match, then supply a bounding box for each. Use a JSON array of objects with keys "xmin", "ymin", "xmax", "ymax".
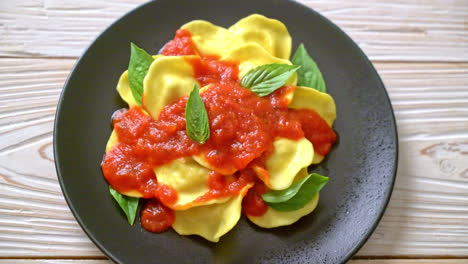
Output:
[
  {"xmin": 109, "ymin": 185, "xmax": 139, "ymax": 225},
  {"xmin": 264, "ymin": 173, "xmax": 329, "ymax": 212},
  {"xmin": 185, "ymin": 84, "xmax": 210, "ymax": 143},
  {"xmin": 292, "ymin": 43, "xmax": 326, "ymax": 93},
  {"xmin": 240, "ymin": 63, "xmax": 300, "ymax": 97},
  {"xmin": 262, "ymin": 172, "xmax": 314, "ymax": 203},
  {"xmin": 128, "ymin": 43, "xmax": 154, "ymax": 105}
]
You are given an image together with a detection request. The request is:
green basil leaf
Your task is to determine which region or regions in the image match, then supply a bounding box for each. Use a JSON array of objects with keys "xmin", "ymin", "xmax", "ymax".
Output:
[
  {"xmin": 128, "ymin": 43, "xmax": 154, "ymax": 105},
  {"xmin": 264, "ymin": 173, "xmax": 329, "ymax": 212},
  {"xmin": 262, "ymin": 172, "xmax": 314, "ymax": 203},
  {"xmin": 291, "ymin": 43, "xmax": 326, "ymax": 93},
  {"xmin": 109, "ymin": 185, "xmax": 139, "ymax": 225},
  {"xmin": 240, "ymin": 63, "xmax": 300, "ymax": 97},
  {"xmin": 185, "ymin": 84, "xmax": 210, "ymax": 143}
]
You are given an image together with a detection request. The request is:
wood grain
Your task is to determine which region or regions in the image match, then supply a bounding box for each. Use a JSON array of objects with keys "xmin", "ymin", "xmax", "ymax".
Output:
[
  {"xmin": 0, "ymin": 59, "xmax": 102, "ymax": 257},
  {"xmin": 360, "ymin": 62, "xmax": 468, "ymax": 255},
  {"xmin": 0, "ymin": 58, "xmax": 467, "ymax": 257},
  {"xmin": 0, "ymin": 0, "xmax": 467, "ymax": 61}
]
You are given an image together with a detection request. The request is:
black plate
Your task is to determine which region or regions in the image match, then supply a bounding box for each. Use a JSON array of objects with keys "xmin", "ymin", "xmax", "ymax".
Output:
[{"xmin": 54, "ymin": 0, "xmax": 397, "ymax": 263}]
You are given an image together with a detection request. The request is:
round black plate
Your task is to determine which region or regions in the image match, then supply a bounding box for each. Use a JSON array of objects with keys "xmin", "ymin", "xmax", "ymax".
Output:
[{"xmin": 54, "ymin": 0, "xmax": 398, "ymax": 263}]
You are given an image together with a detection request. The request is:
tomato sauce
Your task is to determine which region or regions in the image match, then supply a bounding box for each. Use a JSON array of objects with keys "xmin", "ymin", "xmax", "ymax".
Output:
[
  {"xmin": 140, "ymin": 199, "xmax": 175, "ymax": 232},
  {"xmin": 242, "ymin": 181, "xmax": 269, "ymax": 216},
  {"xmin": 101, "ymin": 141, "xmax": 157, "ymax": 198},
  {"xmin": 102, "ymin": 29, "xmax": 336, "ymax": 232},
  {"xmin": 193, "ymin": 169, "xmax": 256, "ymax": 205},
  {"xmin": 186, "ymin": 56, "xmax": 239, "ymax": 87},
  {"xmin": 162, "ymin": 29, "xmax": 198, "ymax": 56},
  {"xmin": 156, "ymin": 184, "xmax": 178, "ymax": 206},
  {"xmin": 289, "ymin": 109, "xmax": 337, "ymax": 156}
]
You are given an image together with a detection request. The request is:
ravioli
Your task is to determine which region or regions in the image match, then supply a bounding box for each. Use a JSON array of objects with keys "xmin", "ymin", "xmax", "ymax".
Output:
[
  {"xmin": 289, "ymin": 86, "xmax": 337, "ymax": 163},
  {"xmin": 116, "ymin": 71, "xmax": 138, "ymax": 107},
  {"xmin": 248, "ymin": 193, "xmax": 319, "ymax": 228},
  {"xmin": 105, "ymin": 130, "xmax": 118, "ymax": 152},
  {"xmin": 248, "ymin": 168, "xmax": 319, "ymax": 228},
  {"xmin": 154, "ymin": 157, "xmax": 228, "ymax": 210},
  {"xmin": 222, "ymin": 43, "xmax": 297, "ymax": 84},
  {"xmin": 228, "ymin": 14, "xmax": 292, "ymax": 60},
  {"xmin": 192, "ymin": 154, "xmax": 237, "ymax": 176},
  {"xmin": 289, "ymin": 86, "xmax": 336, "ymax": 127},
  {"xmin": 116, "ymin": 55, "xmax": 163, "ymax": 108},
  {"xmin": 172, "ymin": 184, "xmax": 252, "ymax": 242},
  {"xmin": 182, "ymin": 14, "xmax": 292, "ymax": 60},
  {"xmin": 254, "ymin": 137, "xmax": 313, "ymax": 190},
  {"xmin": 142, "ymin": 56, "xmax": 199, "ymax": 120},
  {"xmin": 181, "ymin": 20, "xmax": 240, "ymax": 57}
]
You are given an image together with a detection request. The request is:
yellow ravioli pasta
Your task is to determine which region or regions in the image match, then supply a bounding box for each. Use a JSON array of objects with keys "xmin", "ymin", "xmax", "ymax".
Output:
[
  {"xmin": 228, "ymin": 14, "xmax": 292, "ymax": 60},
  {"xmin": 248, "ymin": 168, "xmax": 320, "ymax": 228},
  {"xmin": 289, "ymin": 86, "xmax": 336, "ymax": 126},
  {"xmin": 142, "ymin": 56, "xmax": 198, "ymax": 120},
  {"xmin": 248, "ymin": 193, "xmax": 319, "ymax": 228},
  {"xmin": 181, "ymin": 20, "xmax": 240, "ymax": 57},
  {"xmin": 116, "ymin": 71, "xmax": 138, "ymax": 107},
  {"xmin": 182, "ymin": 14, "xmax": 292, "ymax": 60},
  {"xmin": 172, "ymin": 184, "xmax": 252, "ymax": 242},
  {"xmin": 192, "ymin": 155, "xmax": 237, "ymax": 176},
  {"xmin": 221, "ymin": 43, "xmax": 297, "ymax": 85},
  {"xmin": 105, "ymin": 130, "xmax": 118, "ymax": 152},
  {"xmin": 154, "ymin": 157, "xmax": 228, "ymax": 210},
  {"xmin": 289, "ymin": 86, "xmax": 336, "ymax": 163},
  {"xmin": 256, "ymin": 137, "xmax": 314, "ymax": 190},
  {"xmin": 116, "ymin": 55, "xmax": 163, "ymax": 108}
]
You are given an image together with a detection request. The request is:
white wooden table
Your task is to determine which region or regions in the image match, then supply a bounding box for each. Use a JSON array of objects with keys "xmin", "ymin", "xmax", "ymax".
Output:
[{"xmin": 0, "ymin": 0, "xmax": 467, "ymax": 263}]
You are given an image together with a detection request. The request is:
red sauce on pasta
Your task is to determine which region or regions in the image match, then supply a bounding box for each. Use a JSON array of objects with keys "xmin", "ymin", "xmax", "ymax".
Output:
[
  {"xmin": 101, "ymin": 29, "xmax": 336, "ymax": 233},
  {"xmin": 140, "ymin": 199, "xmax": 175, "ymax": 232}
]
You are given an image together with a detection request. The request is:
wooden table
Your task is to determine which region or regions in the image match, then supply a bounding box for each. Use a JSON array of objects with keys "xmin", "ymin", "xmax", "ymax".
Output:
[{"xmin": 1, "ymin": 0, "xmax": 467, "ymax": 263}]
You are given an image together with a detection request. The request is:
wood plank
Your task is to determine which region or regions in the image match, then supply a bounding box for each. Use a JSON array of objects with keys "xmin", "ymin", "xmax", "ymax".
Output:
[
  {"xmin": 377, "ymin": 62, "xmax": 468, "ymax": 142},
  {"xmin": 357, "ymin": 62, "xmax": 468, "ymax": 255},
  {"xmin": 0, "ymin": 58, "xmax": 467, "ymax": 257},
  {"xmin": 0, "ymin": 0, "xmax": 467, "ymax": 61}
]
